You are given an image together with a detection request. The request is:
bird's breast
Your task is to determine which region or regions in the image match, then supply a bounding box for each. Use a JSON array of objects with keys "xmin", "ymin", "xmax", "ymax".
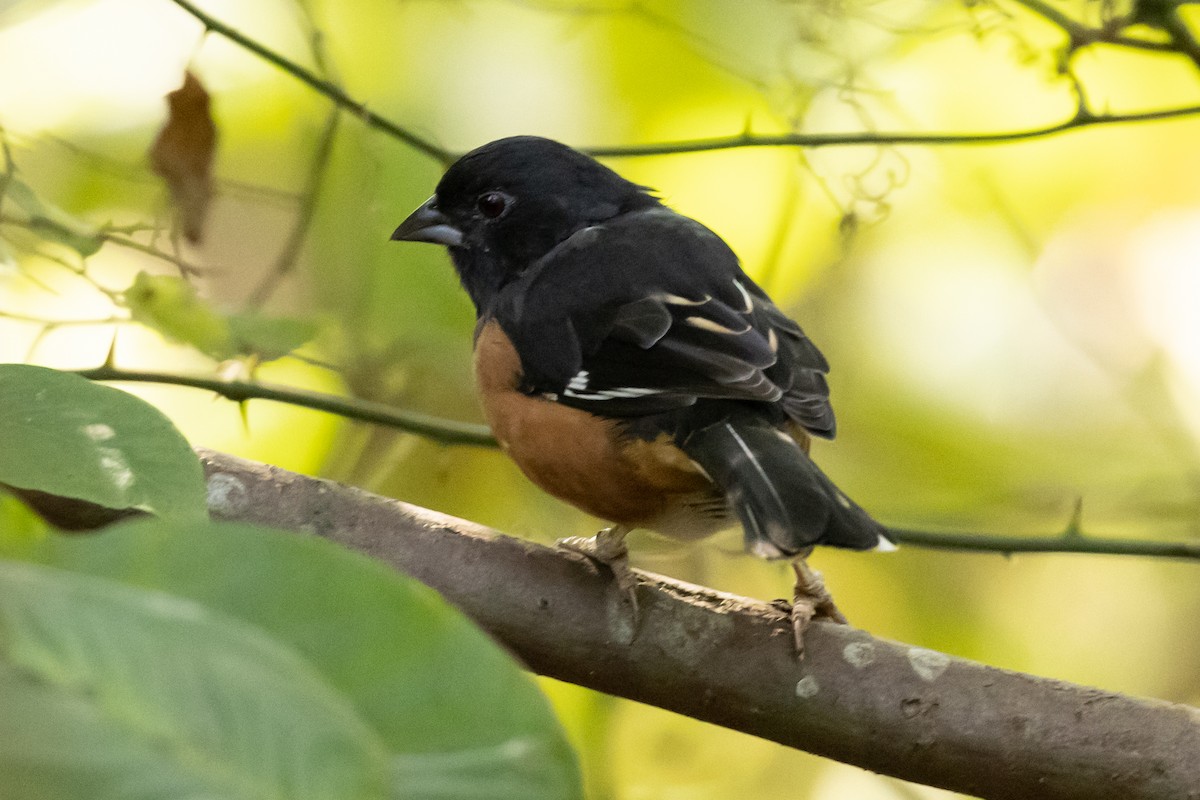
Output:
[{"xmin": 473, "ymin": 319, "xmax": 724, "ymax": 532}]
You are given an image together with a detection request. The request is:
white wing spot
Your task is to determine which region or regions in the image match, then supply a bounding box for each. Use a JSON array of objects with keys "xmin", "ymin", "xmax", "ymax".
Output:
[
  {"xmin": 724, "ymin": 424, "xmax": 788, "ymax": 546},
  {"xmin": 605, "ymin": 387, "xmax": 660, "ymax": 398},
  {"xmin": 564, "ymin": 387, "xmax": 661, "ymax": 400},
  {"xmin": 559, "ymin": 225, "xmax": 604, "ymax": 253},
  {"xmin": 749, "ymin": 539, "xmax": 785, "ymax": 559},
  {"xmin": 732, "ymin": 279, "xmax": 754, "ymax": 313},
  {"xmin": 794, "ymin": 675, "xmax": 820, "ymax": 698},
  {"xmin": 907, "ymin": 648, "xmax": 951, "ymax": 682},
  {"xmin": 654, "ymin": 292, "xmax": 710, "ymax": 306},
  {"xmin": 767, "ymin": 328, "xmax": 778, "ymax": 353},
  {"xmin": 684, "ymin": 316, "xmax": 752, "ymax": 335},
  {"xmin": 568, "ymin": 370, "xmax": 590, "ymax": 391},
  {"xmin": 836, "ymin": 492, "xmax": 852, "ymax": 509}
]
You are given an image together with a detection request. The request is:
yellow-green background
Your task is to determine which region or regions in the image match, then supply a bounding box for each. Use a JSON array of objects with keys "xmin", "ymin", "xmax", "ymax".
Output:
[{"xmin": 2, "ymin": 1, "xmax": 1199, "ymax": 797}]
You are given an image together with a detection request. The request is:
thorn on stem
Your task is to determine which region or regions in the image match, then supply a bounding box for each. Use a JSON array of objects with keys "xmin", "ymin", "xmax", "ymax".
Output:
[
  {"xmin": 1063, "ymin": 497, "xmax": 1085, "ymax": 539},
  {"xmin": 102, "ymin": 330, "xmax": 119, "ymax": 369}
]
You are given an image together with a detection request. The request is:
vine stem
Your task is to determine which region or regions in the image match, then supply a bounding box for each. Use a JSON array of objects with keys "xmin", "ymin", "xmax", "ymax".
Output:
[
  {"xmin": 165, "ymin": 0, "xmax": 1200, "ymax": 161},
  {"xmin": 71, "ymin": 364, "xmax": 1200, "ymax": 563}
]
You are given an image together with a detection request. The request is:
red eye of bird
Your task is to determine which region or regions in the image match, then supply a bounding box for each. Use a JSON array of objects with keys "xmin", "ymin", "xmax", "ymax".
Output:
[{"xmin": 477, "ymin": 192, "xmax": 508, "ymax": 219}]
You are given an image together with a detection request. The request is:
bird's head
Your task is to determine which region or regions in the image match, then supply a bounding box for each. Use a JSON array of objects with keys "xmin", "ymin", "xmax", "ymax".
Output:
[{"xmin": 392, "ymin": 136, "xmax": 656, "ymax": 312}]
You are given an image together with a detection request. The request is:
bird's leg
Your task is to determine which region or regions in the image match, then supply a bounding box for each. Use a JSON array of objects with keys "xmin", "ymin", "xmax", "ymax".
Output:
[
  {"xmin": 558, "ymin": 525, "xmax": 639, "ymax": 616},
  {"xmin": 790, "ymin": 555, "xmax": 847, "ymax": 658}
]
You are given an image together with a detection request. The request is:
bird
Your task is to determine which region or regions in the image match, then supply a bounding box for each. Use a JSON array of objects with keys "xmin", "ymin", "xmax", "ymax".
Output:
[{"xmin": 391, "ymin": 135, "xmax": 892, "ymax": 654}]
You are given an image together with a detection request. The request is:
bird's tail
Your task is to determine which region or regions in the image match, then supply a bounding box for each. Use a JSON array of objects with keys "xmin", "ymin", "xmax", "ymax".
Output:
[{"xmin": 681, "ymin": 416, "xmax": 892, "ymax": 558}]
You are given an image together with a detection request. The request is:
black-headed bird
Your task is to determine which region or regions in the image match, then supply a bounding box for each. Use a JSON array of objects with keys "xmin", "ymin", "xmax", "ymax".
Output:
[{"xmin": 392, "ymin": 136, "xmax": 892, "ymax": 653}]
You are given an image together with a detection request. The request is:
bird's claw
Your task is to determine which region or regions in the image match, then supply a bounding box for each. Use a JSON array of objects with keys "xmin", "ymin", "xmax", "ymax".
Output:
[
  {"xmin": 790, "ymin": 560, "xmax": 847, "ymax": 660},
  {"xmin": 558, "ymin": 526, "xmax": 640, "ymax": 623}
]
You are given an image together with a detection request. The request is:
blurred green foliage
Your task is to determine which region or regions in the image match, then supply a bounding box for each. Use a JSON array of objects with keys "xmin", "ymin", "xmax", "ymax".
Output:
[
  {"xmin": 0, "ymin": 352, "xmax": 581, "ymax": 800},
  {"xmin": 2, "ymin": 0, "xmax": 1200, "ymax": 798}
]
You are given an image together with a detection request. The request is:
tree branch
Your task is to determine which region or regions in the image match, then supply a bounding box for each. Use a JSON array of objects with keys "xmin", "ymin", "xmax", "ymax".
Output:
[
  {"xmin": 178, "ymin": 449, "xmax": 1195, "ymax": 799},
  {"xmin": 14, "ymin": 449, "xmax": 1199, "ymax": 795}
]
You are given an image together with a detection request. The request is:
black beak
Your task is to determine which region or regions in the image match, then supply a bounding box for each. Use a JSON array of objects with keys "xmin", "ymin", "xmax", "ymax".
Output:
[{"xmin": 390, "ymin": 196, "xmax": 464, "ymax": 246}]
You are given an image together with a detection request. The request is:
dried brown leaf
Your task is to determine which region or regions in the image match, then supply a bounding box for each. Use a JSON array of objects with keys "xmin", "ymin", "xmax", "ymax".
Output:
[{"xmin": 150, "ymin": 71, "xmax": 216, "ymax": 245}]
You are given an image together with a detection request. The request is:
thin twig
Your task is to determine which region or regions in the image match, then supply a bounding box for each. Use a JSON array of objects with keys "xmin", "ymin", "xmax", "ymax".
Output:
[
  {"xmin": 583, "ymin": 102, "xmax": 1200, "ymax": 157},
  {"xmin": 0, "ymin": 134, "xmax": 15, "ymax": 203},
  {"xmin": 72, "ymin": 364, "xmax": 1200, "ymax": 562},
  {"xmin": 1008, "ymin": 0, "xmax": 1175, "ymax": 52},
  {"xmin": 1154, "ymin": 5, "xmax": 1200, "ymax": 71},
  {"xmin": 167, "ymin": 0, "xmax": 453, "ymax": 165},
  {"xmin": 0, "ymin": 311, "xmax": 126, "ymax": 326},
  {"xmin": 73, "ymin": 364, "xmax": 496, "ymax": 446},
  {"xmin": 33, "ymin": 131, "xmax": 301, "ymax": 205},
  {"xmin": 166, "ymin": 0, "xmax": 1200, "ymax": 163},
  {"xmin": 0, "ymin": 215, "xmax": 204, "ymax": 278},
  {"xmin": 889, "ymin": 527, "xmax": 1200, "ymax": 561},
  {"xmin": 245, "ymin": 16, "xmax": 342, "ymax": 309},
  {"xmin": 101, "ymin": 232, "xmax": 204, "ymax": 277}
]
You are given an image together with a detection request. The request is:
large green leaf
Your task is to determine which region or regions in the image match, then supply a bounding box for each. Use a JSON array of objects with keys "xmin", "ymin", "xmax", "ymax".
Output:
[
  {"xmin": 0, "ymin": 518, "xmax": 583, "ymax": 800},
  {"xmin": 0, "ymin": 560, "xmax": 390, "ymax": 800},
  {"xmin": 0, "ymin": 364, "xmax": 206, "ymax": 519}
]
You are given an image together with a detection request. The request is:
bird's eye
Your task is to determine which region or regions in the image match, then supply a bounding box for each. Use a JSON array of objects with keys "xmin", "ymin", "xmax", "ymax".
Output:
[{"xmin": 476, "ymin": 192, "xmax": 509, "ymax": 219}]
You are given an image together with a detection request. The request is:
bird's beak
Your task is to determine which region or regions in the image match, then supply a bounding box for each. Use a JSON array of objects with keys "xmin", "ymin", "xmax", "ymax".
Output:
[{"xmin": 390, "ymin": 196, "xmax": 464, "ymax": 247}]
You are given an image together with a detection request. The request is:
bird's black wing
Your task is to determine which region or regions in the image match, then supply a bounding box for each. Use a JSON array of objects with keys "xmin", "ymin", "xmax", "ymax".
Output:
[{"xmin": 493, "ymin": 207, "xmax": 836, "ymax": 437}]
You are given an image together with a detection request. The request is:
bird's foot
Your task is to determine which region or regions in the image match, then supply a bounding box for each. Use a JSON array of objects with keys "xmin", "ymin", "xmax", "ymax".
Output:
[
  {"xmin": 558, "ymin": 525, "xmax": 639, "ymax": 621},
  {"xmin": 790, "ymin": 559, "xmax": 847, "ymax": 660}
]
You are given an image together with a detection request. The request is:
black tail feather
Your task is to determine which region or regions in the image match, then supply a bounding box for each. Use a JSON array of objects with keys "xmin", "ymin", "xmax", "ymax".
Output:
[{"xmin": 681, "ymin": 417, "xmax": 890, "ymax": 558}]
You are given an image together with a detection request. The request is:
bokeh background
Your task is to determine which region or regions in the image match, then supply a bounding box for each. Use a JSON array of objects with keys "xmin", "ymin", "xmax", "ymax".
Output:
[{"xmin": 2, "ymin": 0, "xmax": 1199, "ymax": 797}]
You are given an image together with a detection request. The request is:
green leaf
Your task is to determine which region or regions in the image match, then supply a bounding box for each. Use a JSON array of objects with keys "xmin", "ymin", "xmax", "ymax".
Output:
[
  {"xmin": 4, "ymin": 178, "xmax": 104, "ymax": 258},
  {"xmin": 0, "ymin": 364, "xmax": 206, "ymax": 519},
  {"xmin": 123, "ymin": 273, "xmax": 317, "ymax": 363},
  {"xmin": 0, "ymin": 518, "xmax": 583, "ymax": 800},
  {"xmin": 390, "ymin": 739, "xmax": 581, "ymax": 800},
  {"xmin": 0, "ymin": 560, "xmax": 390, "ymax": 800},
  {"xmin": 0, "ymin": 494, "xmax": 49, "ymax": 550},
  {"xmin": 228, "ymin": 312, "xmax": 319, "ymax": 362},
  {"xmin": 124, "ymin": 271, "xmax": 236, "ymax": 360}
]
